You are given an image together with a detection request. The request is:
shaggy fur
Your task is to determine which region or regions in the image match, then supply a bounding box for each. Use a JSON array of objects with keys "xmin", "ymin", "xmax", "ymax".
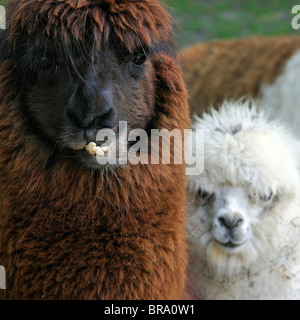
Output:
[
  {"xmin": 261, "ymin": 50, "xmax": 300, "ymax": 137},
  {"xmin": 187, "ymin": 101, "xmax": 300, "ymax": 300},
  {"xmin": 0, "ymin": 0, "xmax": 190, "ymax": 300},
  {"xmin": 6, "ymin": 0, "xmax": 172, "ymax": 51},
  {"xmin": 178, "ymin": 35, "xmax": 300, "ymax": 117}
]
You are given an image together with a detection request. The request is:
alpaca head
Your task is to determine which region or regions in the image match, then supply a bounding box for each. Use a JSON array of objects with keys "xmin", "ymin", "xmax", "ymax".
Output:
[
  {"xmin": 188, "ymin": 101, "xmax": 300, "ymax": 278},
  {"xmin": 0, "ymin": 0, "xmax": 173, "ymax": 169}
]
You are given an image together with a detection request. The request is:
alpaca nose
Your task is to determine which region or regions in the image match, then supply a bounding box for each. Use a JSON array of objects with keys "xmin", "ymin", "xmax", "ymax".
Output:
[
  {"xmin": 80, "ymin": 107, "xmax": 117, "ymax": 130},
  {"xmin": 218, "ymin": 215, "xmax": 244, "ymax": 230},
  {"xmin": 66, "ymin": 87, "xmax": 117, "ymax": 130},
  {"xmin": 83, "ymin": 108, "xmax": 117, "ymax": 143}
]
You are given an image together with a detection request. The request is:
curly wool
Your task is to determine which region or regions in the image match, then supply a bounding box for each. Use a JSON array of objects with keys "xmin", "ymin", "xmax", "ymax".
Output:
[
  {"xmin": 187, "ymin": 101, "xmax": 300, "ymax": 300},
  {"xmin": 178, "ymin": 35, "xmax": 300, "ymax": 116},
  {"xmin": 7, "ymin": 0, "xmax": 172, "ymax": 50},
  {"xmin": 0, "ymin": 0, "xmax": 190, "ymax": 300},
  {"xmin": 0, "ymin": 57, "xmax": 190, "ymax": 301}
]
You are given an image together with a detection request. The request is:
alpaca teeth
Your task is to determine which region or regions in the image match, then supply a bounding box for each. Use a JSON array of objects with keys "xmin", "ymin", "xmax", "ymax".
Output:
[
  {"xmin": 86, "ymin": 142, "xmax": 97, "ymax": 155},
  {"xmin": 92, "ymin": 146, "xmax": 105, "ymax": 157},
  {"xmin": 101, "ymin": 146, "xmax": 109, "ymax": 153},
  {"xmin": 85, "ymin": 142, "xmax": 109, "ymax": 157}
]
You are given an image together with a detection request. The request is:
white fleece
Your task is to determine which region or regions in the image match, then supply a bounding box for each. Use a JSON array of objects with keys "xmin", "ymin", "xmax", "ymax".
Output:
[{"xmin": 187, "ymin": 101, "xmax": 300, "ymax": 300}]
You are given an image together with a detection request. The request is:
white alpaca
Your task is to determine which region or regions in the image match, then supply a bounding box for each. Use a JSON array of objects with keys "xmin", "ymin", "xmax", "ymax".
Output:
[
  {"xmin": 262, "ymin": 51, "xmax": 300, "ymax": 138},
  {"xmin": 187, "ymin": 101, "xmax": 300, "ymax": 300}
]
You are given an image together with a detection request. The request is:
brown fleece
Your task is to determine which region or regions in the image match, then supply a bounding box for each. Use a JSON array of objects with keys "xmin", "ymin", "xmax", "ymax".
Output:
[
  {"xmin": 0, "ymin": 0, "xmax": 190, "ymax": 300},
  {"xmin": 178, "ymin": 35, "xmax": 300, "ymax": 116},
  {"xmin": 7, "ymin": 0, "xmax": 172, "ymax": 51}
]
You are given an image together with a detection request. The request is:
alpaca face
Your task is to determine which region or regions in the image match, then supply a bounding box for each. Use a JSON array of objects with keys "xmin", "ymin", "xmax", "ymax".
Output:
[
  {"xmin": 188, "ymin": 182, "xmax": 272, "ymax": 277},
  {"xmin": 187, "ymin": 102, "xmax": 300, "ymax": 278},
  {"xmin": 210, "ymin": 186, "xmax": 255, "ymax": 249},
  {"xmin": 13, "ymin": 38, "xmax": 155, "ymax": 168},
  {"xmin": 1, "ymin": 0, "xmax": 175, "ymax": 169}
]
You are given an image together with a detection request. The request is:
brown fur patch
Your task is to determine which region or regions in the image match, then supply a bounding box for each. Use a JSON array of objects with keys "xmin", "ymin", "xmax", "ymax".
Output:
[
  {"xmin": 0, "ymin": 1, "xmax": 190, "ymax": 300},
  {"xmin": 7, "ymin": 0, "xmax": 172, "ymax": 51},
  {"xmin": 178, "ymin": 35, "xmax": 300, "ymax": 116}
]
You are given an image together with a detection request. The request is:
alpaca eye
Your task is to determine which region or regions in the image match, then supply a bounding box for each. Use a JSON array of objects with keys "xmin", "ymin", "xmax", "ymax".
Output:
[
  {"xmin": 260, "ymin": 191, "xmax": 273, "ymax": 202},
  {"xmin": 132, "ymin": 50, "xmax": 147, "ymax": 65},
  {"xmin": 36, "ymin": 56, "xmax": 56, "ymax": 70},
  {"xmin": 250, "ymin": 191, "xmax": 274, "ymax": 203},
  {"xmin": 40, "ymin": 57, "xmax": 56, "ymax": 70},
  {"xmin": 198, "ymin": 189, "xmax": 210, "ymax": 200}
]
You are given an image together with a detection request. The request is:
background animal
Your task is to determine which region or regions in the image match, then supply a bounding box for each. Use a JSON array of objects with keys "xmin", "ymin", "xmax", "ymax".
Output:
[
  {"xmin": 178, "ymin": 35, "xmax": 300, "ymax": 136},
  {"xmin": 187, "ymin": 101, "xmax": 300, "ymax": 300},
  {"xmin": 0, "ymin": 0, "xmax": 190, "ymax": 300}
]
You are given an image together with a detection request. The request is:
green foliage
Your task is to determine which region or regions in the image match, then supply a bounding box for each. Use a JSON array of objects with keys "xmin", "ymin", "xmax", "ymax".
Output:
[{"xmin": 165, "ymin": 0, "xmax": 300, "ymax": 47}]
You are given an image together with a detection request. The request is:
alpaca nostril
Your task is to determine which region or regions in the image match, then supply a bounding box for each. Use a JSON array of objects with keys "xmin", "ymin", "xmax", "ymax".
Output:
[
  {"xmin": 218, "ymin": 217, "xmax": 229, "ymax": 228},
  {"xmin": 218, "ymin": 216, "xmax": 244, "ymax": 229},
  {"xmin": 92, "ymin": 108, "xmax": 117, "ymax": 129},
  {"xmin": 67, "ymin": 107, "xmax": 117, "ymax": 130},
  {"xmin": 235, "ymin": 219, "xmax": 244, "ymax": 228},
  {"xmin": 66, "ymin": 85, "xmax": 117, "ymax": 130}
]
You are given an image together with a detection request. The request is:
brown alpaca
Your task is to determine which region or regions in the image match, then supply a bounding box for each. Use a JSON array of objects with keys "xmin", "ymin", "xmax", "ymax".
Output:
[
  {"xmin": 178, "ymin": 35, "xmax": 300, "ymax": 116},
  {"xmin": 0, "ymin": 0, "xmax": 190, "ymax": 300}
]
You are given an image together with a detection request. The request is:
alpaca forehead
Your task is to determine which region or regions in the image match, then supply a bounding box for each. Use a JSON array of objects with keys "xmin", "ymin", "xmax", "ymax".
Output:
[
  {"xmin": 205, "ymin": 128, "xmax": 297, "ymax": 183},
  {"xmin": 216, "ymin": 186, "xmax": 247, "ymax": 201},
  {"xmin": 202, "ymin": 162, "xmax": 276, "ymax": 196},
  {"xmin": 7, "ymin": 0, "xmax": 172, "ymax": 51},
  {"xmin": 56, "ymin": 0, "xmax": 134, "ymax": 11},
  {"xmin": 213, "ymin": 187, "xmax": 249, "ymax": 212},
  {"xmin": 198, "ymin": 102, "xmax": 263, "ymax": 132},
  {"xmin": 25, "ymin": 37, "xmax": 122, "ymax": 66},
  {"xmin": 197, "ymin": 162, "xmax": 277, "ymax": 198}
]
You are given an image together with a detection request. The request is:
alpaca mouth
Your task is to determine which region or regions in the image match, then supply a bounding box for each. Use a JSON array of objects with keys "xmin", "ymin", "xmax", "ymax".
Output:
[
  {"xmin": 223, "ymin": 242, "xmax": 240, "ymax": 249},
  {"xmin": 85, "ymin": 142, "xmax": 110, "ymax": 157},
  {"xmin": 216, "ymin": 240, "xmax": 247, "ymax": 251}
]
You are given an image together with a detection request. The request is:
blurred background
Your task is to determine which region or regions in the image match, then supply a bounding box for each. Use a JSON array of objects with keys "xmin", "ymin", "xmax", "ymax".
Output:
[
  {"xmin": 166, "ymin": 0, "xmax": 300, "ymax": 48},
  {"xmin": 0, "ymin": 0, "xmax": 299, "ymax": 48}
]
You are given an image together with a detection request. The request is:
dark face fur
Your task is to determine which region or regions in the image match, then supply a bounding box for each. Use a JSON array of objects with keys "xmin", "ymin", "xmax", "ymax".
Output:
[{"xmin": 11, "ymin": 36, "xmax": 155, "ymax": 168}]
